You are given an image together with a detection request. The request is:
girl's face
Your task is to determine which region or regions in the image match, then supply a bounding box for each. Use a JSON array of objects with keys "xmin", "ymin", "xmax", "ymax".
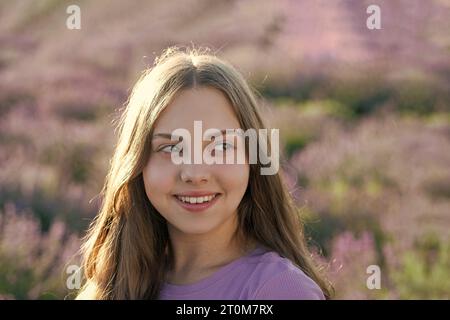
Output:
[{"xmin": 143, "ymin": 87, "xmax": 249, "ymax": 236}]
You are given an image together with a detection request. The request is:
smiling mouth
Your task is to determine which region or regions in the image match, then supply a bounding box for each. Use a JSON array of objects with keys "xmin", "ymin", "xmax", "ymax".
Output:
[{"xmin": 174, "ymin": 193, "xmax": 219, "ymax": 204}]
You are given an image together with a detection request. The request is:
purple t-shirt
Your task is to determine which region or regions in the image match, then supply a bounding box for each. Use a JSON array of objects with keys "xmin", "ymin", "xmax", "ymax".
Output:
[{"xmin": 159, "ymin": 246, "xmax": 325, "ymax": 300}]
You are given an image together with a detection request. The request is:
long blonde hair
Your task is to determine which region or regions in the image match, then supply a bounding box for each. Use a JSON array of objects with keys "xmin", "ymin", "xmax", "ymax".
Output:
[{"xmin": 76, "ymin": 46, "xmax": 332, "ymax": 299}]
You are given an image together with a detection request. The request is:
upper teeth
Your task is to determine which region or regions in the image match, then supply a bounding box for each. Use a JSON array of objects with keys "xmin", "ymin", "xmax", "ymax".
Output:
[{"xmin": 176, "ymin": 194, "xmax": 217, "ymax": 204}]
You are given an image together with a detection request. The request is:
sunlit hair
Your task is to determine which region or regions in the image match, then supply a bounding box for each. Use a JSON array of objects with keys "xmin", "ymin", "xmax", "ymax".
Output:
[{"xmin": 76, "ymin": 46, "xmax": 333, "ymax": 299}]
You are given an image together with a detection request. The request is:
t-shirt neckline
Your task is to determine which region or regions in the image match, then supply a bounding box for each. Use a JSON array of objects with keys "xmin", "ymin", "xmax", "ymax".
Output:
[{"xmin": 161, "ymin": 246, "xmax": 266, "ymax": 295}]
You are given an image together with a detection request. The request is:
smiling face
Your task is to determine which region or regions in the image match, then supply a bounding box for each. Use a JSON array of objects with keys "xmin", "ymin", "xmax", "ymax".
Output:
[{"xmin": 143, "ymin": 86, "xmax": 250, "ymax": 237}]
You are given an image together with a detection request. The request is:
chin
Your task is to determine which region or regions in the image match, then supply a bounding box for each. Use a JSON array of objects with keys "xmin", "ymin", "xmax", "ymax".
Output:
[{"xmin": 171, "ymin": 220, "xmax": 222, "ymax": 236}]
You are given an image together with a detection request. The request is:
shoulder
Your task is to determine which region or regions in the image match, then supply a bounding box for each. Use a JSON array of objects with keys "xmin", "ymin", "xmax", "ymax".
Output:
[{"xmin": 245, "ymin": 249, "xmax": 325, "ymax": 300}]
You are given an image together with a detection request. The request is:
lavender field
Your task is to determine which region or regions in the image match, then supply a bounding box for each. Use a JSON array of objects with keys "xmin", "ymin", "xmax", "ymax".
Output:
[{"xmin": 0, "ymin": 0, "xmax": 449, "ymax": 299}]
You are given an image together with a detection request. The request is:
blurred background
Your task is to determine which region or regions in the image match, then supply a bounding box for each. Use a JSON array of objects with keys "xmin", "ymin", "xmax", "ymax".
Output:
[{"xmin": 0, "ymin": 0, "xmax": 449, "ymax": 299}]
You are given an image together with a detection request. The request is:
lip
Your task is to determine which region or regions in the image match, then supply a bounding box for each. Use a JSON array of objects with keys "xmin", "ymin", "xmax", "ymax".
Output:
[
  {"xmin": 173, "ymin": 193, "xmax": 221, "ymax": 212},
  {"xmin": 174, "ymin": 191, "xmax": 220, "ymax": 197}
]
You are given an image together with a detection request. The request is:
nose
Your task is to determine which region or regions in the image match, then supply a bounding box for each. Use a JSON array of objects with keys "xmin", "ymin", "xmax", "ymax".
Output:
[{"xmin": 180, "ymin": 164, "xmax": 211, "ymax": 184}]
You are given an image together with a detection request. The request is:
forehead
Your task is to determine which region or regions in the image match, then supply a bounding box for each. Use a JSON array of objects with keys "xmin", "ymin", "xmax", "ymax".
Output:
[{"xmin": 152, "ymin": 87, "xmax": 241, "ymax": 133}]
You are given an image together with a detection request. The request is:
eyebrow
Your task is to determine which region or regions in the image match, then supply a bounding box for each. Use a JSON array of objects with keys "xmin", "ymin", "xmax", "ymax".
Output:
[
  {"xmin": 152, "ymin": 133, "xmax": 178, "ymax": 140},
  {"xmin": 152, "ymin": 129, "xmax": 240, "ymax": 141}
]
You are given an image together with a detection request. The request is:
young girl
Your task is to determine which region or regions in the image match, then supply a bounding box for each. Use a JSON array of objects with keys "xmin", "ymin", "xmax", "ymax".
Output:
[{"xmin": 76, "ymin": 46, "xmax": 332, "ymax": 300}]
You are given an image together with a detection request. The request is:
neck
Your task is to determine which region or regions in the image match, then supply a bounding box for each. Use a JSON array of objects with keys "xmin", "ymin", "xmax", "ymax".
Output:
[{"xmin": 166, "ymin": 215, "xmax": 256, "ymax": 284}]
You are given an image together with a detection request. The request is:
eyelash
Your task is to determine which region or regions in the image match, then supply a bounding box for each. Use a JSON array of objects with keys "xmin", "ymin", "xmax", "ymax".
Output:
[
  {"xmin": 214, "ymin": 141, "xmax": 234, "ymax": 151},
  {"xmin": 158, "ymin": 144, "xmax": 182, "ymax": 153},
  {"xmin": 158, "ymin": 142, "xmax": 234, "ymax": 154}
]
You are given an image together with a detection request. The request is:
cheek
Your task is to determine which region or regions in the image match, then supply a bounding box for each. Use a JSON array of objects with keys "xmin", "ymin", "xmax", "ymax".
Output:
[
  {"xmin": 219, "ymin": 164, "xmax": 249, "ymax": 195},
  {"xmin": 143, "ymin": 159, "xmax": 177, "ymax": 203}
]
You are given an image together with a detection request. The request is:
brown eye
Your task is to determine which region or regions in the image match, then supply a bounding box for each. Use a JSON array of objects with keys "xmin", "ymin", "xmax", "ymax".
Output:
[
  {"xmin": 160, "ymin": 144, "xmax": 182, "ymax": 153},
  {"xmin": 214, "ymin": 141, "xmax": 234, "ymax": 152}
]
